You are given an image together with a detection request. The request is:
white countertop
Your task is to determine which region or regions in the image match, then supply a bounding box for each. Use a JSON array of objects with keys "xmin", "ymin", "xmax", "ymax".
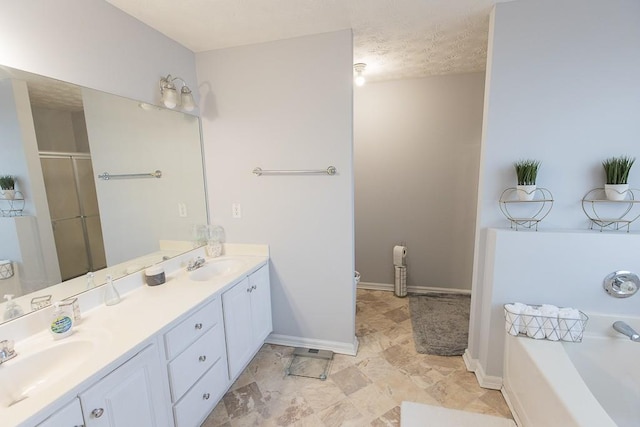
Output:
[{"xmin": 0, "ymin": 244, "xmax": 268, "ymax": 427}]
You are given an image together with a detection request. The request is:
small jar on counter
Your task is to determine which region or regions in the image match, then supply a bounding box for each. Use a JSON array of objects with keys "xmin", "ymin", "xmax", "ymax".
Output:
[{"xmin": 145, "ymin": 265, "xmax": 166, "ymax": 286}]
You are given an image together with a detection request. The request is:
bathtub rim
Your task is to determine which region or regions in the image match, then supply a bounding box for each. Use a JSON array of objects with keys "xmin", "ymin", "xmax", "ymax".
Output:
[{"xmin": 502, "ymin": 332, "xmax": 616, "ymax": 427}]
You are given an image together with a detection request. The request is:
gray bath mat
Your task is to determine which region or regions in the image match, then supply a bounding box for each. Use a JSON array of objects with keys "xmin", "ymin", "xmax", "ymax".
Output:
[{"xmin": 408, "ymin": 292, "xmax": 471, "ymax": 356}]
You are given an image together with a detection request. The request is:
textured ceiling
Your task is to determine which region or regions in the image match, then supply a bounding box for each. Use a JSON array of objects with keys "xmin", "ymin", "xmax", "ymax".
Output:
[
  {"xmin": 0, "ymin": 66, "xmax": 83, "ymax": 112},
  {"xmin": 106, "ymin": 0, "xmax": 503, "ymax": 82}
]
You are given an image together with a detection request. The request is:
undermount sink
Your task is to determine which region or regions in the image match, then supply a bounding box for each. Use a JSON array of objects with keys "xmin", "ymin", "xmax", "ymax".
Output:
[
  {"xmin": 0, "ymin": 329, "xmax": 106, "ymax": 408},
  {"xmin": 189, "ymin": 259, "xmax": 244, "ymax": 282}
]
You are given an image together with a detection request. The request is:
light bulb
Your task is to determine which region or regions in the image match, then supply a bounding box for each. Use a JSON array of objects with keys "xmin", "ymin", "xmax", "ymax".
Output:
[
  {"xmin": 181, "ymin": 87, "xmax": 195, "ymax": 112},
  {"xmin": 353, "ymin": 63, "xmax": 367, "ymax": 87},
  {"xmin": 162, "ymin": 86, "xmax": 178, "ymax": 109}
]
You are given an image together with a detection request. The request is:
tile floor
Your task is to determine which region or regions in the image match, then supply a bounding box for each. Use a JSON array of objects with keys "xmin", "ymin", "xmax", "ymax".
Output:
[{"xmin": 202, "ymin": 289, "xmax": 513, "ymax": 426}]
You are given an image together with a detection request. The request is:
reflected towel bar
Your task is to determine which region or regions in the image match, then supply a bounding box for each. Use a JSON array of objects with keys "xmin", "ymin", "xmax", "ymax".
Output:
[
  {"xmin": 98, "ymin": 170, "xmax": 162, "ymax": 180},
  {"xmin": 252, "ymin": 166, "xmax": 337, "ymax": 176}
]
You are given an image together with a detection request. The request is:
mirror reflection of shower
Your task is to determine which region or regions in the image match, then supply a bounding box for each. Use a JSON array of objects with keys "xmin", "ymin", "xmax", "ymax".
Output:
[{"xmin": 32, "ymin": 100, "xmax": 107, "ymax": 281}]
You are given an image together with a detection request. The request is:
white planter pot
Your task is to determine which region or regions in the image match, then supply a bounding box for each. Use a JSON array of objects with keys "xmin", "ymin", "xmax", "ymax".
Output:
[
  {"xmin": 2, "ymin": 190, "xmax": 15, "ymax": 200},
  {"xmin": 517, "ymin": 185, "xmax": 537, "ymax": 201},
  {"xmin": 604, "ymin": 184, "xmax": 629, "ymax": 201}
]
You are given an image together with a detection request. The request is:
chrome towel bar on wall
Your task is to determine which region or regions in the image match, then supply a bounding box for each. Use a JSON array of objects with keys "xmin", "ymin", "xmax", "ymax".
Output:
[
  {"xmin": 98, "ymin": 170, "xmax": 162, "ymax": 180},
  {"xmin": 252, "ymin": 166, "xmax": 337, "ymax": 176}
]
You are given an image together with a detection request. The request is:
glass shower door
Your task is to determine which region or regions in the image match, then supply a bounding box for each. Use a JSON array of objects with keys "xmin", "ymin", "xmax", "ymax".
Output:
[{"xmin": 41, "ymin": 154, "xmax": 106, "ymax": 280}]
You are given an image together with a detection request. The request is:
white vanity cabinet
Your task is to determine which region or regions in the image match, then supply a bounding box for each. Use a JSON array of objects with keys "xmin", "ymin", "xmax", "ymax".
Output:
[
  {"xmin": 163, "ymin": 296, "xmax": 229, "ymax": 427},
  {"xmin": 7, "ymin": 255, "xmax": 271, "ymax": 427},
  {"xmin": 36, "ymin": 398, "xmax": 84, "ymax": 427},
  {"xmin": 79, "ymin": 342, "xmax": 170, "ymax": 427},
  {"xmin": 223, "ymin": 264, "xmax": 272, "ymax": 381}
]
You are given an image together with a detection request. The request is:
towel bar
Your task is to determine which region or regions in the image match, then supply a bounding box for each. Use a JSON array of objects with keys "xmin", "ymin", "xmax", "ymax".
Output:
[
  {"xmin": 98, "ymin": 170, "xmax": 162, "ymax": 180},
  {"xmin": 252, "ymin": 166, "xmax": 337, "ymax": 176}
]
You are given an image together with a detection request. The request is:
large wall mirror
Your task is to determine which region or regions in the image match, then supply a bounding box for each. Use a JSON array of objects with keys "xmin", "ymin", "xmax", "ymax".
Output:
[{"xmin": 0, "ymin": 65, "xmax": 208, "ymax": 324}]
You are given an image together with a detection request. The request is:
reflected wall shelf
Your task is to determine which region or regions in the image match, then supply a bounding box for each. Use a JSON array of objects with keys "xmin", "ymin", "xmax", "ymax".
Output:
[
  {"xmin": 581, "ymin": 188, "xmax": 640, "ymax": 232},
  {"xmin": 0, "ymin": 191, "xmax": 25, "ymax": 217},
  {"xmin": 499, "ymin": 188, "xmax": 553, "ymax": 231}
]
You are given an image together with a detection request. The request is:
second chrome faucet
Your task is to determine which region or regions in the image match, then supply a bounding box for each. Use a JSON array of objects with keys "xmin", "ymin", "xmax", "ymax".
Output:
[{"xmin": 186, "ymin": 256, "xmax": 206, "ymax": 271}]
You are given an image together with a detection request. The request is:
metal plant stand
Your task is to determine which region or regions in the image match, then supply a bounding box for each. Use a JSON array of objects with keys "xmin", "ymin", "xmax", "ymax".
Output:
[
  {"xmin": 581, "ymin": 188, "xmax": 640, "ymax": 232},
  {"xmin": 499, "ymin": 188, "xmax": 553, "ymax": 231}
]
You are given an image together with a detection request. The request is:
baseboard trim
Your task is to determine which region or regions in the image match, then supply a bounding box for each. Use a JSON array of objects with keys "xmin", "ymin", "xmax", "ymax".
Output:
[
  {"xmin": 501, "ymin": 380, "xmax": 523, "ymax": 427},
  {"xmin": 462, "ymin": 349, "xmax": 478, "ymax": 372},
  {"xmin": 266, "ymin": 333, "xmax": 359, "ymax": 356},
  {"xmin": 358, "ymin": 282, "xmax": 471, "ymax": 295},
  {"xmin": 358, "ymin": 281, "xmax": 392, "ymax": 291},
  {"xmin": 463, "ymin": 349, "xmax": 502, "ymax": 390}
]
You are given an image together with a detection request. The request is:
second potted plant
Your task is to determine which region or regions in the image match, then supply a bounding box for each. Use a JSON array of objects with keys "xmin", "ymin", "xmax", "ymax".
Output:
[
  {"xmin": 603, "ymin": 155, "xmax": 635, "ymax": 201},
  {"xmin": 514, "ymin": 160, "xmax": 541, "ymax": 201},
  {"xmin": 0, "ymin": 175, "xmax": 16, "ymax": 200}
]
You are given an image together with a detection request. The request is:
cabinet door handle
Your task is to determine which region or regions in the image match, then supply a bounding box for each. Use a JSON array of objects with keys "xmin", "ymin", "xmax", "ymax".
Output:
[
  {"xmin": 91, "ymin": 408, "xmax": 104, "ymax": 418},
  {"xmin": 252, "ymin": 284, "xmax": 257, "ymax": 290},
  {"xmin": 195, "ymin": 323, "xmax": 203, "ymax": 330},
  {"xmin": 203, "ymin": 392, "xmax": 210, "ymax": 400},
  {"xmin": 199, "ymin": 355, "xmax": 207, "ymax": 362},
  {"xmin": 246, "ymin": 287, "xmax": 251, "ymax": 292}
]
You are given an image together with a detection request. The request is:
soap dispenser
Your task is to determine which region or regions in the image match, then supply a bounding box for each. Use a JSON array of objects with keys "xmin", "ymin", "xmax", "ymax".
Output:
[
  {"xmin": 86, "ymin": 271, "xmax": 96, "ymax": 290},
  {"xmin": 50, "ymin": 302, "xmax": 74, "ymax": 340},
  {"xmin": 104, "ymin": 275, "xmax": 121, "ymax": 306},
  {"xmin": 3, "ymin": 295, "xmax": 24, "ymax": 321}
]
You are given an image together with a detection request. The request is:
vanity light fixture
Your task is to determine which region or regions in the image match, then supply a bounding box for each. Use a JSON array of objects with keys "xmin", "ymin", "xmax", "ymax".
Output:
[
  {"xmin": 353, "ymin": 63, "xmax": 367, "ymax": 87},
  {"xmin": 159, "ymin": 74, "xmax": 195, "ymax": 111}
]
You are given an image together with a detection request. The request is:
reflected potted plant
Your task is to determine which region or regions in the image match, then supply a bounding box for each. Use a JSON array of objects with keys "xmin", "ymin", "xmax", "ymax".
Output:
[
  {"xmin": 0, "ymin": 175, "xmax": 16, "ymax": 200},
  {"xmin": 603, "ymin": 156, "xmax": 635, "ymax": 201},
  {"xmin": 514, "ymin": 160, "xmax": 541, "ymax": 201}
]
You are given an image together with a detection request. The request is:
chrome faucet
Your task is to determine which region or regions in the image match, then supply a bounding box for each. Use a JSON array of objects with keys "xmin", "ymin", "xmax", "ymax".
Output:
[
  {"xmin": 0, "ymin": 340, "xmax": 17, "ymax": 364},
  {"xmin": 186, "ymin": 256, "xmax": 206, "ymax": 271},
  {"xmin": 613, "ymin": 321, "xmax": 640, "ymax": 341}
]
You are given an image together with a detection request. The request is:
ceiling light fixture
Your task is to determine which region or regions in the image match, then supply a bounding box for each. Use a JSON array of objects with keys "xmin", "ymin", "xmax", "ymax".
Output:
[
  {"xmin": 353, "ymin": 63, "xmax": 367, "ymax": 87},
  {"xmin": 159, "ymin": 74, "xmax": 195, "ymax": 111}
]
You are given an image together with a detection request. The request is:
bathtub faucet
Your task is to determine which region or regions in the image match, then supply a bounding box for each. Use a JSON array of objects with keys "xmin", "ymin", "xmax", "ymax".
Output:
[{"xmin": 613, "ymin": 321, "xmax": 640, "ymax": 342}]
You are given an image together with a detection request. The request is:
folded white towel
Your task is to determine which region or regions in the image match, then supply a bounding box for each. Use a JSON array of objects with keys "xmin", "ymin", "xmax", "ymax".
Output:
[
  {"xmin": 523, "ymin": 305, "xmax": 545, "ymax": 339},
  {"xmin": 513, "ymin": 302, "xmax": 527, "ymax": 333},
  {"xmin": 558, "ymin": 307, "xmax": 582, "ymax": 342},
  {"xmin": 539, "ymin": 304, "xmax": 560, "ymax": 341},
  {"xmin": 540, "ymin": 304, "xmax": 559, "ymax": 312},
  {"xmin": 504, "ymin": 303, "xmax": 523, "ymax": 336}
]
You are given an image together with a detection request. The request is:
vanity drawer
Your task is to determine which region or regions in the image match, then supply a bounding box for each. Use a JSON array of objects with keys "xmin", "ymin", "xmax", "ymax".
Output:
[
  {"xmin": 165, "ymin": 296, "xmax": 221, "ymax": 360},
  {"xmin": 168, "ymin": 320, "xmax": 226, "ymax": 401},
  {"xmin": 173, "ymin": 356, "xmax": 228, "ymax": 427}
]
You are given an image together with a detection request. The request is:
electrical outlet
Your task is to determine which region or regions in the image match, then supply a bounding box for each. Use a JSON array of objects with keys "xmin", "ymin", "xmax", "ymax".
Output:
[
  {"xmin": 178, "ymin": 203, "xmax": 188, "ymax": 217},
  {"xmin": 232, "ymin": 203, "xmax": 242, "ymax": 218}
]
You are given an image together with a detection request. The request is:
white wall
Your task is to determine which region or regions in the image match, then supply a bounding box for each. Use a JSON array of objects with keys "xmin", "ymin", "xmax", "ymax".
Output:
[
  {"xmin": 196, "ymin": 30, "xmax": 357, "ymax": 353},
  {"xmin": 0, "ymin": 0, "xmax": 196, "ymax": 107},
  {"xmin": 354, "ymin": 74, "xmax": 484, "ymax": 290},
  {"xmin": 468, "ymin": 0, "xmax": 640, "ymax": 382}
]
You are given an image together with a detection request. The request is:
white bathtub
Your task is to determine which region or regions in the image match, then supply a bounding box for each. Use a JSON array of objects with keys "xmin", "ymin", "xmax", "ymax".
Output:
[{"xmin": 502, "ymin": 314, "xmax": 640, "ymax": 427}]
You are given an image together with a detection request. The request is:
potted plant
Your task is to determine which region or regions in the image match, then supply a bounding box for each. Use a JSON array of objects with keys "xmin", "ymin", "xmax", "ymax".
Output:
[
  {"xmin": 603, "ymin": 156, "xmax": 635, "ymax": 201},
  {"xmin": 514, "ymin": 160, "xmax": 541, "ymax": 201},
  {"xmin": 0, "ymin": 175, "xmax": 16, "ymax": 200}
]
